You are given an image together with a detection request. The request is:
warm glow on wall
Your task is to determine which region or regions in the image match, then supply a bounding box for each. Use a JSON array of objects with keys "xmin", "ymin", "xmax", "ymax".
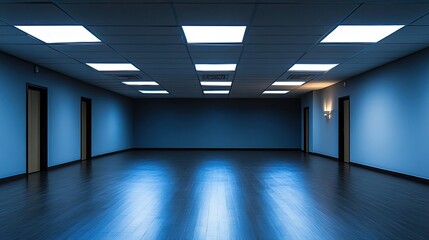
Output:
[{"xmin": 324, "ymin": 99, "xmax": 333, "ymax": 120}]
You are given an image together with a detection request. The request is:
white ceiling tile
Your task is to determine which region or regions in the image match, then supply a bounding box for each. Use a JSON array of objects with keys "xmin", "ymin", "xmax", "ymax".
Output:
[
  {"xmin": 244, "ymin": 44, "xmax": 313, "ymax": 52},
  {"xmin": 241, "ymin": 52, "xmax": 303, "ymax": 59},
  {"xmin": 0, "ymin": 1, "xmax": 428, "ymax": 98},
  {"xmin": 59, "ymin": 3, "xmax": 177, "ymax": 25},
  {"xmin": 252, "ymin": 3, "xmax": 359, "ymax": 26},
  {"xmin": 190, "ymin": 52, "xmax": 241, "ymax": 59},
  {"xmin": 0, "ymin": 45, "xmax": 66, "ymax": 59},
  {"xmin": 188, "ymin": 45, "xmax": 242, "ymax": 52},
  {"xmin": 66, "ymin": 51, "xmax": 124, "ymax": 59},
  {"xmin": 0, "ymin": 3, "xmax": 76, "ymax": 24},
  {"xmin": 51, "ymin": 44, "xmax": 112, "ymax": 52},
  {"xmin": 121, "ymin": 52, "xmax": 190, "ymax": 59},
  {"xmin": 247, "ymin": 26, "xmax": 332, "ymax": 36},
  {"xmin": 302, "ymin": 51, "xmax": 359, "ymax": 59},
  {"xmin": 100, "ymin": 36, "xmax": 184, "ymax": 45},
  {"xmin": 112, "ymin": 44, "xmax": 187, "ymax": 53},
  {"xmin": 174, "ymin": 4, "xmax": 254, "ymax": 25},
  {"xmin": 343, "ymin": 3, "xmax": 429, "ymax": 24},
  {"xmin": 88, "ymin": 26, "xmax": 181, "ymax": 36},
  {"xmin": 246, "ymin": 35, "xmax": 322, "ymax": 44}
]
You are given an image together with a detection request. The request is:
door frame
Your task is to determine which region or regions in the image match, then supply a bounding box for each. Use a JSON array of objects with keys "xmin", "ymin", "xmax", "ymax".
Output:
[
  {"xmin": 303, "ymin": 107, "xmax": 309, "ymax": 153},
  {"xmin": 26, "ymin": 84, "xmax": 48, "ymax": 173},
  {"xmin": 338, "ymin": 96, "xmax": 350, "ymax": 163},
  {"xmin": 81, "ymin": 97, "xmax": 92, "ymax": 160}
]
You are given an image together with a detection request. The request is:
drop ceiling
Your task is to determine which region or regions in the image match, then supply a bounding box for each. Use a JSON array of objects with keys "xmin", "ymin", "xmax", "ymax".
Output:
[{"xmin": 1, "ymin": 0, "xmax": 429, "ymax": 98}]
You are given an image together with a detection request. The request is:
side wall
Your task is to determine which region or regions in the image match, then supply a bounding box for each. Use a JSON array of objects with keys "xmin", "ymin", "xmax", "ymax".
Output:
[
  {"xmin": 0, "ymin": 52, "xmax": 133, "ymax": 179},
  {"xmin": 134, "ymin": 99, "xmax": 301, "ymax": 149},
  {"xmin": 303, "ymin": 48, "xmax": 429, "ymax": 179}
]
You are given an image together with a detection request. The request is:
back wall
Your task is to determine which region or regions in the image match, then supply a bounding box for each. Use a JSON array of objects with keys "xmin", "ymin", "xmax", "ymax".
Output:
[{"xmin": 134, "ymin": 99, "xmax": 301, "ymax": 149}]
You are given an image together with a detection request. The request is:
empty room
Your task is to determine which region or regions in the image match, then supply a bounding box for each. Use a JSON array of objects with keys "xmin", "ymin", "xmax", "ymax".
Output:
[{"xmin": 0, "ymin": 0, "xmax": 429, "ymax": 239}]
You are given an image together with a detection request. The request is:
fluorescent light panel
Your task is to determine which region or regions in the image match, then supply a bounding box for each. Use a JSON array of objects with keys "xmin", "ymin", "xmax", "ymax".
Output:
[
  {"xmin": 139, "ymin": 90, "xmax": 169, "ymax": 94},
  {"xmin": 86, "ymin": 63, "xmax": 139, "ymax": 71},
  {"xmin": 289, "ymin": 64, "xmax": 338, "ymax": 72},
  {"xmin": 200, "ymin": 81, "xmax": 232, "ymax": 86},
  {"xmin": 272, "ymin": 81, "xmax": 305, "ymax": 86},
  {"xmin": 263, "ymin": 90, "xmax": 289, "ymax": 94},
  {"xmin": 195, "ymin": 64, "xmax": 236, "ymax": 71},
  {"xmin": 122, "ymin": 81, "xmax": 158, "ymax": 86},
  {"xmin": 182, "ymin": 26, "xmax": 246, "ymax": 43},
  {"xmin": 321, "ymin": 25, "xmax": 404, "ymax": 43},
  {"xmin": 15, "ymin": 25, "xmax": 100, "ymax": 43},
  {"xmin": 204, "ymin": 90, "xmax": 230, "ymax": 94}
]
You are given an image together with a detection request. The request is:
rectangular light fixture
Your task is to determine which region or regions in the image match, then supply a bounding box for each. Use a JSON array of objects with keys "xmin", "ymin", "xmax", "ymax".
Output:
[
  {"xmin": 321, "ymin": 25, "xmax": 404, "ymax": 43},
  {"xmin": 263, "ymin": 90, "xmax": 289, "ymax": 94},
  {"xmin": 15, "ymin": 25, "xmax": 101, "ymax": 44},
  {"xmin": 122, "ymin": 81, "xmax": 158, "ymax": 86},
  {"xmin": 288, "ymin": 64, "xmax": 338, "ymax": 72},
  {"xmin": 195, "ymin": 64, "xmax": 236, "ymax": 71},
  {"xmin": 182, "ymin": 26, "xmax": 246, "ymax": 43},
  {"xmin": 200, "ymin": 81, "xmax": 232, "ymax": 86},
  {"xmin": 139, "ymin": 90, "xmax": 169, "ymax": 94},
  {"xmin": 86, "ymin": 63, "xmax": 139, "ymax": 71},
  {"xmin": 272, "ymin": 81, "xmax": 305, "ymax": 86},
  {"xmin": 204, "ymin": 90, "xmax": 230, "ymax": 94}
]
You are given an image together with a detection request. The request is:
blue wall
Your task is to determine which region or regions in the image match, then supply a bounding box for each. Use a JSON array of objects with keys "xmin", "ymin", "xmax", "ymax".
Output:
[
  {"xmin": 303, "ymin": 48, "xmax": 429, "ymax": 180},
  {"xmin": 134, "ymin": 99, "xmax": 301, "ymax": 149},
  {"xmin": 0, "ymin": 52, "xmax": 133, "ymax": 179}
]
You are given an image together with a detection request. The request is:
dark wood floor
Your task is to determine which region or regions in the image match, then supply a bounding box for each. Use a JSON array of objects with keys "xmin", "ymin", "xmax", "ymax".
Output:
[{"xmin": 0, "ymin": 150, "xmax": 428, "ymax": 240}]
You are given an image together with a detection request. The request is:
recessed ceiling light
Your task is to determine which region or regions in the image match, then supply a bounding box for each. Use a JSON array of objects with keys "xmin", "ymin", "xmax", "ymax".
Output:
[
  {"xmin": 272, "ymin": 81, "xmax": 305, "ymax": 86},
  {"xmin": 139, "ymin": 90, "xmax": 169, "ymax": 94},
  {"xmin": 200, "ymin": 81, "xmax": 232, "ymax": 86},
  {"xmin": 204, "ymin": 90, "xmax": 230, "ymax": 94},
  {"xmin": 182, "ymin": 26, "xmax": 246, "ymax": 43},
  {"xmin": 86, "ymin": 63, "xmax": 139, "ymax": 71},
  {"xmin": 263, "ymin": 90, "xmax": 289, "ymax": 94},
  {"xmin": 15, "ymin": 25, "xmax": 101, "ymax": 44},
  {"xmin": 122, "ymin": 81, "xmax": 158, "ymax": 86},
  {"xmin": 321, "ymin": 25, "xmax": 404, "ymax": 43},
  {"xmin": 288, "ymin": 64, "xmax": 338, "ymax": 72},
  {"xmin": 195, "ymin": 64, "xmax": 237, "ymax": 71}
]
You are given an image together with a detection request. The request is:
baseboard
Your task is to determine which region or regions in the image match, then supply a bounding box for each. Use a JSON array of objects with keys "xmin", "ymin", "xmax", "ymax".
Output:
[
  {"xmin": 350, "ymin": 162, "xmax": 429, "ymax": 185},
  {"xmin": 48, "ymin": 159, "xmax": 81, "ymax": 170},
  {"xmin": 136, "ymin": 148, "xmax": 301, "ymax": 151},
  {"xmin": 0, "ymin": 148, "xmax": 135, "ymax": 182},
  {"xmin": 0, "ymin": 173, "xmax": 27, "ymax": 184},
  {"xmin": 90, "ymin": 148, "xmax": 137, "ymax": 159},
  {"xmin": 308, "ymin": 151, "xmax": 339, "ymax": 161}
]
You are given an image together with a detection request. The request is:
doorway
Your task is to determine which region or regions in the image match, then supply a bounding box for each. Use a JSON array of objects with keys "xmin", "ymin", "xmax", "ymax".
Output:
[
  {"xmin": 81, "ymin": 98, "xmax": 92, "ymax": 160},
  {"xmin": 27, "ymin": 85, "xmax": 48, "ymax": 174},
  {"xmin": 339, "ymin": 96, "xmax": 350, "ymax": 163},
  {"xmin": 304, "ymin": 107, "xmax": 309, "ymax": 153}
]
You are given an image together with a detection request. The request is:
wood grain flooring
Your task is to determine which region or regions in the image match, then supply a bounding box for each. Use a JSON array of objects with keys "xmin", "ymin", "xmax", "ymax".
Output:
[{"xmin": 0, "ymin": 150, "xmax": 428, "ymax": 239}]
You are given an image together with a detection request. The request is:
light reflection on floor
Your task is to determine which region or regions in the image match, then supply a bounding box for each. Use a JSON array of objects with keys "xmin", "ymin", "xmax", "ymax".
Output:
[
  {"xmin": 261, "ymin": 163, "xmax": 336, "ymax": 240},
  {"xmin": 1, "ymin": 150, "xmax": 429, "ymax": 239},
  {"xmin": 193, "ymin": 160, "xmax": 237, "ymax": 240},
  {"xmin": 62, "ymin": 162, "xmax": 173, "ymax": 239}
]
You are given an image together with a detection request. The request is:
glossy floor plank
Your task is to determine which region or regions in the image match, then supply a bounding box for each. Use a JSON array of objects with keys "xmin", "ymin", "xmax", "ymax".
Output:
[{"xmin": 0, "ymin": 150, "xmax": 428, "ymax": 240}]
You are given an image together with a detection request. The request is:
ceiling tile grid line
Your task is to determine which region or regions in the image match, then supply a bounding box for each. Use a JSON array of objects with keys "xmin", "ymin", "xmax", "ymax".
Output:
[
  {"xmin": 227, "ymin": 3, "xmax": 258, "ymax": 97},
  {"xmin": 257, "ymin": 3, "xmax": 367, "ymax": 96},
  {"xmin": 52, "ymin": 1, "xmax": 177, "ymax": 97},
  {"xmin": 1, "ymin": 2, "xmax": 429, "ymax": 97},
  {"xmin": 171, "ymin": 3, "xmax": 204, "ymax": 97}
]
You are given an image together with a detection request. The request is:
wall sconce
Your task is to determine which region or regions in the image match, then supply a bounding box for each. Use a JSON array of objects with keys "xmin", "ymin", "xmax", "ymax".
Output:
[{"xmin": 324, "ymin": 110, "xmax": 332, "ymax": 119}]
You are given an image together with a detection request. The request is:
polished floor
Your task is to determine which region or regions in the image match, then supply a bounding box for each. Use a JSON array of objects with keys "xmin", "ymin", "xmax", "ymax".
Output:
[{"xmin": 0, "ymin": 150, "xmax": 428, "ymax": 240}]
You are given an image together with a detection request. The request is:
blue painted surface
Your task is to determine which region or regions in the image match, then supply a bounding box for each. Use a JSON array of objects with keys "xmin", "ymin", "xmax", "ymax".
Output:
[
  {"xmin": 0, "ymin": 52, "xmax": 133, "ymax": 179},
  {"xmin": 134, "ymin": 99, "xmax": 301, "ymax": 149},
  {"xmin": 303, "ymin": 48, "xmax": 429, "ymax": 179}
]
